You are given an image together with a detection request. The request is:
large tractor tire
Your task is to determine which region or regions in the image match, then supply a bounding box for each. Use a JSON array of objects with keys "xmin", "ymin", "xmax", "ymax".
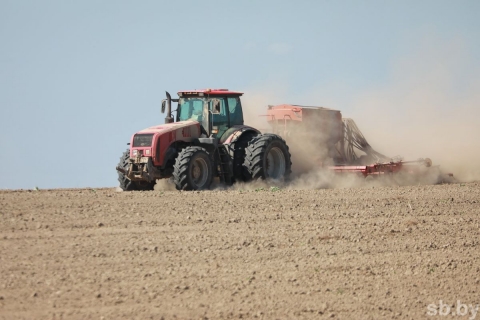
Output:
[
  {"xmin": 231, "ymin": 132, "xmax": 257, "ymax": 182},
  {"xmin": 173, "ymin": 146, "xmax": 213, "ymax": 190},
  {"xmin": 243, "ymin": 134, "xmax": 292, "ymax": 181},
  {"xmin": 117, "ymin": 149, "xmax": 155, "ymax": 191}
]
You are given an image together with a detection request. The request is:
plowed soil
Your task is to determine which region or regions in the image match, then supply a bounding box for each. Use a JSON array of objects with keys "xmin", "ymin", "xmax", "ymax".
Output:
[{"xmin": 1, "ymin": 182, "xmax": 479, "ymax": 319}]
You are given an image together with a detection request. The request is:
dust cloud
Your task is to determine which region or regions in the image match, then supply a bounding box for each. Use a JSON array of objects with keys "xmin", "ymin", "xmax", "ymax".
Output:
[
  {"xmin": 239, "ymin": 86, "xmax": 383, "ymax": 190},
  {"xmin": 240, "ymin": 33, "xmax": 480, "ymax": 186},
  {"xmin": 157, "ymin": 34, "xmax": 478, "ymax": 192},
  {"xmin": 239, "ymin": 96, "xmax": 369, "ymax": 190},
  {"xmin": 241, "ymin": 85, "xmax": 338, "ymax": 178},
  {"xmin": 240, "ymin": 86, "xmax": 287, "ymax": 131},
  {"xmin": 154, "ymin": 178, "xmax": 176, "ymax": 191},
  {"xmin": 347, "ymin": 36, "xmax": 480, "ymax": 182}
]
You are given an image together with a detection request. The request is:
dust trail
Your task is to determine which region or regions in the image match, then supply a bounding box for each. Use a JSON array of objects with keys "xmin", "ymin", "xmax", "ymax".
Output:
[
  {"xmin": 240, "ymin": 32, "xmax": 480, "ymax": 186},
  {"xmin": 240, "ymin": 86, "xmax": 288, "ymax": 131},
  {"xmin": 160, "ymin": 33, "xmax": 478, "ymax": 192},
  {"xmin": 239, "ymin": 87, "xmax": 410, "ymax": 190},
  {"xmin": 154, "ymin": 178, "xmax": 176, "ymax": 191},
  {"xmin": 346, "ymin": 35, "xmax": 480, "ymax": 182},
  {"xmin": 241, "ymin": 86, "xmax": 338, "ymax": 178}
]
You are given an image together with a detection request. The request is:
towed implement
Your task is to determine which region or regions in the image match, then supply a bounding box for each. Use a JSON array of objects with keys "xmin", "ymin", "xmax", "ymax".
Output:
[{"xmin": 265, "ymin": 104, "xmax": 453, "ymax": 182}]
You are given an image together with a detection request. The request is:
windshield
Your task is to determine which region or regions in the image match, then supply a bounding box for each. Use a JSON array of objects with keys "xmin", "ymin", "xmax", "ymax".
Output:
[
  {"xmin": 178, "ymin": 98, "xmax": 205, "ymax": 121},
  {"xmin": 177, "ymin": 95, "xmax": 243, "ymax": 137}
]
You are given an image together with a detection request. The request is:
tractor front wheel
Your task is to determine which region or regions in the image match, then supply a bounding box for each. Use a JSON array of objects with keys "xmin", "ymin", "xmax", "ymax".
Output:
[
  {"xmin": 173, "ymin": 147, "xmax": 213, "ymax": 190},
  {"xmin": 243, "ymin": 134, "xmax": 292, "ymax": 180},
  {"xmin": 117, "ymin": 149, "xmax": 155, "ymax": 191}
]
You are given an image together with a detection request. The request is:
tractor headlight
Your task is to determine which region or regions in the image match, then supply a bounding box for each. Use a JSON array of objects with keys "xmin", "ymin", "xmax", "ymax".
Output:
[{"xmin": 133, "ymin": 150, "xmax": 138, "ymax": 156}]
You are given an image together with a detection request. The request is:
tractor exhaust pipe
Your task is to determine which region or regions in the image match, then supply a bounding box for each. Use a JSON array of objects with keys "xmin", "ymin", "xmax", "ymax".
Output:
[{"xmin": 164, "ymin": 91, "xmax": 174, "ymax": 124}]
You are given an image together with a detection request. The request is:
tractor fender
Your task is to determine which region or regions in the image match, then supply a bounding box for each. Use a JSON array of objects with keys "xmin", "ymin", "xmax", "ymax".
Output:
[
  {"xmin": 220, "ymin": 125, "xmax": 261, "ymax": 145},
  {"xmin": 161, "ymin": 145, "xmax": 178, "ymax": 169}
]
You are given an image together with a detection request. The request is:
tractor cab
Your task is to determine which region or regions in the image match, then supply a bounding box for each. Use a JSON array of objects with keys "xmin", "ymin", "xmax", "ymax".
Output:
[{"xmin": 164, "ymin": 89, "xmax": 244, "ymax": 139}]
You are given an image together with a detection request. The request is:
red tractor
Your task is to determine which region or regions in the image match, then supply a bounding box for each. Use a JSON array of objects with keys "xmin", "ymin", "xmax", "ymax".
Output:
[{"xmin": 116, "ymin": 89, "xmax": 292, "ymax": 191}]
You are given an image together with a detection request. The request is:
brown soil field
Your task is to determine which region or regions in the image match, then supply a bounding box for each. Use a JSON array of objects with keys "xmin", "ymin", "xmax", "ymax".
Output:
[{"xmin": 1, "ymin": 182, "xmax": 479, "ymax": 319}]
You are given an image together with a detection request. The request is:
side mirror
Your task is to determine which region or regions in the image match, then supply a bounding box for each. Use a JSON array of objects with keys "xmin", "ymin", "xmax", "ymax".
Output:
[
  {"xmin": 212, "ymin": 99, "xmax": 221, "ymax": 114},
  {"xmin": 161, "ymin": 100, "xmax": 166, "ymax": 113}
]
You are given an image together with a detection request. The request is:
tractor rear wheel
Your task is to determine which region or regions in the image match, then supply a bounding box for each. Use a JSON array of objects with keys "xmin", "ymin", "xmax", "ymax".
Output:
[
  {"xmin": 232, "ymin": 132, "xmax": 257, "ymax": 182},
  {"xmin": 117, "ymin": 149, "xmax": 156, "ymax": 191},
  {"xmin": 243, "ymin": 134, "xmax": 292, "ymax": 180},
  {"xmin": 173, "ymin": 146, "xmax": 213, "ymax": 190}
]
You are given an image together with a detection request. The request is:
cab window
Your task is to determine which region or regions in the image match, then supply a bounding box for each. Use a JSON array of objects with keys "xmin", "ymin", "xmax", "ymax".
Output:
[
  {"xmin": 209, "ymin": 97, "xmax": 229, "ymax": 137},
  {"xmin": 227, "ymin": 97, "xmax": 243, "ymax": 126}
]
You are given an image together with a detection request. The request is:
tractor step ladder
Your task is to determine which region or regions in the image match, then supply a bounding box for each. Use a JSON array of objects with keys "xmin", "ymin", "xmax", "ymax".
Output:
[{"xmin": 217, "ymin": 146, "xmax": 233, "ymax": 185}]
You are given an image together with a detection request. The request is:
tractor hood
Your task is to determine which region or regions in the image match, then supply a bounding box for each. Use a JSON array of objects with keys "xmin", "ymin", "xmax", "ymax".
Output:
[
  {"xmin": 137, "ymin": 120, "xmax": 200, "ymax": 135},
  {"xmin": 130, "ymin": 120, "xmax": 201, "ymax": 166}
]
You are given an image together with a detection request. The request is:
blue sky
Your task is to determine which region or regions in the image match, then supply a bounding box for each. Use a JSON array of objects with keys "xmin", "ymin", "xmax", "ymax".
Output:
[{"xmin": 1, "ymin": 0, "xmax": 479, "ymax": 189}]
